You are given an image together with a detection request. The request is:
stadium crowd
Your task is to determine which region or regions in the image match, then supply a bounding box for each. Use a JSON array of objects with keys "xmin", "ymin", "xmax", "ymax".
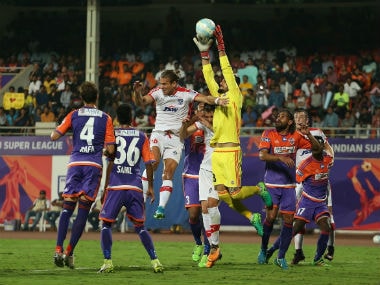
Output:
[{"xmin": 1, "ymin": 7, "xmax": 380, "ymax": 137}]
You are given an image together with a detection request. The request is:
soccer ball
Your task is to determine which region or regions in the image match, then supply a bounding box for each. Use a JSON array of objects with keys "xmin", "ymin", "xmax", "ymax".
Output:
[
  {"xmin": 373, "ymin": 234, "xmax": 380, "ymax": 244},
  {"xmin": 195, "ymin": 18, "xmax": 216, "ymax": 44}
]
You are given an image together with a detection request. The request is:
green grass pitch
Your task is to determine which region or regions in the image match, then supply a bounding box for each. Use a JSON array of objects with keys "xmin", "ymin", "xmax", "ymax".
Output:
[{"xmin": 0, "ymin": 237, "xmax": 379, "ymax": 285}]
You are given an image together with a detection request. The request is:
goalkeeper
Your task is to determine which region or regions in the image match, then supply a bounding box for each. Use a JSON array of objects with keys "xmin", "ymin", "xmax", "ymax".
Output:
[{"xmin": 193, "ymin": 24, "xmax": 273, "ymax": 267}]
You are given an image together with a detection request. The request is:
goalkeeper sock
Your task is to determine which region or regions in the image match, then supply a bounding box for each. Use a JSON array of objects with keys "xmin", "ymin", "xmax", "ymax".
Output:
[
  {"xmin": 230, "ymin": 185, "xmax": 260, "ymax": 200},
  {"xmin": 218, "ymin": 190, "xmax": 252, "ymax": 220}
]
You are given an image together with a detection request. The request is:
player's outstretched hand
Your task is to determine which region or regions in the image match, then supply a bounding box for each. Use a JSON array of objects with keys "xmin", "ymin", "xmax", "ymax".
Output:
[
  {"xmin": 193, "ymin": 37, "xmax": 213, "ymax": 52},
  {"xmin": 213, "ymin": 25, "xmax": 225, "ymax": 52},
  {"xmin": 133, "ymin": 80, "xmax": 143, "ymax": 93}
]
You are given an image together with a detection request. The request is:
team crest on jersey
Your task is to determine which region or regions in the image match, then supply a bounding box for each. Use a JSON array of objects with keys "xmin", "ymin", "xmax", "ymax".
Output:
[
  {"xmin": 288, "ymin": 138, "xmax": 295, "ymax": 145},
  {"xmin": 177, "ymin": 99, "xmax": 184, "ymax": 105}
]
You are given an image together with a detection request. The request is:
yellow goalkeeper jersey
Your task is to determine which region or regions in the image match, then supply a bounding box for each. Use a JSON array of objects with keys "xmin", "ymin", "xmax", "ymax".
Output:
[{"xmin": 202, "ymin": 55, "xmax": 242, "ymax": 146}]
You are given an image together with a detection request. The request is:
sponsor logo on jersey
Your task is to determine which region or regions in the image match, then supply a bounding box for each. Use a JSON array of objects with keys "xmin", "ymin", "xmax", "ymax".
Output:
[{"xmin": 163, "ymin": 105, "xmax": 178, "ymax": 112}]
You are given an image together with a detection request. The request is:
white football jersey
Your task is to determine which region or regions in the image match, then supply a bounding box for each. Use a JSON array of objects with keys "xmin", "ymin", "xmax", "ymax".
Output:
[
  {"xmin": 195, "ymin": 121, "xmax": 214, "ymax": 171},
  {"xmin": 295, "ymin": 128, "xmax": 327, "ymax": 167},
  {"xmin": 148, "ymin": 86, "xmax": 199, "ymax": 133}
]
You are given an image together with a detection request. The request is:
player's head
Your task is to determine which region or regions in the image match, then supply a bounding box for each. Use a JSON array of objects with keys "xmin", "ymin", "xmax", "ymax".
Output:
[
  {"xmin": 312, "ymin": 135, "xmax": 324, "ymax": 158},
  {"xmin": 160, "ymin": 70, "xmax": 179, "ymax": 95},
  {"xmin": 117, "ymin": 104, "xmax": 133, "ymax": 125},
  {"xmin": 275, "ymin": 109, "xmax": 295, "ymax": 133},
  {"xmin": 79, "ymin": 81, "xmax": 98, "ymax": 104},
  {"xmin": 217, "ymin": 76, "xmax": 240, "ymax": 94},
  {"xmin": 294, "ymin": 109, "xmax": 309, "ymax": 130},
  {"xmin": 203, "ymin": 103, "xmax": 215, "ymax": 124}
]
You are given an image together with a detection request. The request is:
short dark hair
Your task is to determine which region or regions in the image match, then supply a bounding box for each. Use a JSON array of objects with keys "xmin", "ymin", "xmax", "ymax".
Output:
[
  {"xmin": 161, "ymin": 70, "xmax": 179, "ymax": 83},
  {"xmin": 203, "ymin": 103, "xmax": 215, "ymax": 112},
  {"xmin": 79, "ymin": 81, "xmax": 98, "ymax": 104},
  {"xmin": 117, "ymin": 104, "xmax": 132, "ymax": 125},
  {"xmin": 279, "ymin": 108, "xmax": 296, "ymax": 133}
]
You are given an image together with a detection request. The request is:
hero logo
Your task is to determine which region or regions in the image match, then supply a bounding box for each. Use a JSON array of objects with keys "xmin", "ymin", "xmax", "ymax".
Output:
[{"xmin": 163, "ymin": 105, "xmax": 178, "ymax": 112}]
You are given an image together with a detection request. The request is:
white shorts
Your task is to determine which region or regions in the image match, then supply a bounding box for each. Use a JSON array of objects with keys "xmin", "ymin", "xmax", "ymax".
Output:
[
  {"xmin": 199, "ymin": 168, "xmax": 219, "ymax": 201},
  {"xmin": 150, "ymin": 130, "xmax": 184, "ymax": 163}
]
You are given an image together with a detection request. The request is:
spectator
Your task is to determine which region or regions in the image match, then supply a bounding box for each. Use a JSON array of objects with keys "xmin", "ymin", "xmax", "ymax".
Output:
[
  {"xmin": 371, "ymin": 108, "xmax": 380, "ymax": 138},
  {"xmin": 268, "ymin": 84, "xmax": 285, "ymax": 109},
  {"xmin": 332, "ymin": 84, "xmax": 349, "ymax": 119},
  {"xmin": 326, "ymin": 65, "xmax": 338, "ymax": 85},
  {"xmin": 60, "ymin": 84, "xmax": 72, "ymax": 109},
  {"xmin": 134, "ymin": 109, "xmax": 149, "ymax": 128},
  {"xmin": 22, "ymin": 190, "xmax": 50, "ymax": 231},
  {"xmin": 87, "ymin": 196, "xmax": 102, "ymax": 232},
  {"xmin": 45, "ymin": 192, "xmax": 64, "ymax": 231},
  {"xmin": 40, "ymin": 105, "xmax": 56, "ymax": 122},
  {"xmin": 239, "ymin": 75, "xmax": 253, "ymax": 97},
  {"xmin": 34, "ymin": 107, "xmax": 42, "ymax": 123},
  {"xmin": 344, "ymin": 77, "xmax": 361, "ymax": 107},
  {"xmin": 294, "ymin": 90, "xmax": 309, "ymax": 109},
  {"xmin": 322, "ymin": 106, "xmax": 339, "ymax": 131},
  {"xmin": 339, "ymin": 110, "xmax": 356, "ymax": 137},
  {"xmin": 323, "ymin": 82, "xmax": 334, "ymax": 111},
  {"xmin": 237, "ymin": 57, "xmax": 258, "ymax": 86},
  {"xmin": 0, "ymin": 107, "xmax": 8, "ymax": 133},
  {"xmin": 6, "ymin": 108, "xmax": 17, "ymax": 127},
  {"xmin": 337, "ymin": 64, "xmax": 351, "ymax": 83},
  {"xmin": 243, "ymin": 88, "xmax": 256, "ymax": 110},
  {"xmin": 357, "ymin": 106, "xmax": 372, "ymax": 128},
  {"xmin": 284, "ymin": 95, "xmax": 296, "ymax": 113},
  {"xmin": 311, "ymin": 114, "xmax": 323, "ymax": 128},
  {"xmin": 369, "ymin": 80, "xmax": 380, "ymax": 111},
  {"xmin": 301, "ymin": 77, "xmax": 315, "ymax": 98},
  {"xmin": 28, "ymin": 74, "xmax": 42, "ymax": 95},
  {"xmin": 35, "ymin": 85, "xmax": 50, "ymax": 108},
  {"xmin": 309, "ymin": 85, "xmax": 323, "ymax": 116},
  {"xmin": 14, "ymin": 107, "xmax": 29, "ymax": 128},
  {"xmin": 279, "ymin": 74, "xmax": 293, "ymax": 101},
  {"xmin": 254, "ymin": 83, "xmax": 269, "ymax": 115},
  {"xmin": 241, "ymin": 105, "xmax": 257, "ymax": 129}
]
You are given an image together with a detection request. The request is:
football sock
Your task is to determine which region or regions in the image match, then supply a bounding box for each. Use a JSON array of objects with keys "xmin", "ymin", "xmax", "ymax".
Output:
[
  {"xmin": 261, "ymin": 219, "xmax": 274, "ymax": 250},
  {"xmin": 278, "ymin": 222, "xmax": 293, "ymax": 259},
  {"xmin": 189, "ymin": 219, "xmax": 203, "ymax": 245},
  {"xmin": 208, "ymin": 207, "xmax": 221, "ymax": 246},
  {"xmin": 101, "ymin": 221, "xmax": 113, "ymax": 259},
  {"xmin": 202, "ymin": 212, "xmax": 212, "ymax": 245},
  {"xmin": 268, "ymin": 236, "xmax": 280, "ymax": 254},
  {"xmin": 230, "ymin": 185, "xmax": 260, "ymax": 200},
  {"xmin": 218, "ymin": 190, "xmax": 252, "ymax": 220},
  {"xmin": 66, "ymin": 199, "xmax": 91, "ymax": 255},
  {"xmin": 315, "ymin": 231, "xmax": 329, "ymax": 261},
  {"xmin": 294, "ymin": 227, "xmax": 305, "ymax": 250},
  {"xmin": 142, "ymin": 169, "xmax": 149, "ymax": 202},
  {"xmin": 158, "ymin": 180, "xmax": 173, "ymax": 208},
  {"xmin": 135, "ymin": 225, "xmax": 157, "ymax": 260},
  {"xmin": 56, "ymin": 200, "xmax": 76, "ymax": 249}
]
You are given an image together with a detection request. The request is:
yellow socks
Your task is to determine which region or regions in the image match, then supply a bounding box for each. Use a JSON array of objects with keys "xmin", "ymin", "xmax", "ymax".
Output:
[
  {"xmin": 230, "ymin": 186, "xmax": 260, "ymax": 200},
  {"xmin": 218, "ymin": 190, "xmax": 252, "ymax": 220}
]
